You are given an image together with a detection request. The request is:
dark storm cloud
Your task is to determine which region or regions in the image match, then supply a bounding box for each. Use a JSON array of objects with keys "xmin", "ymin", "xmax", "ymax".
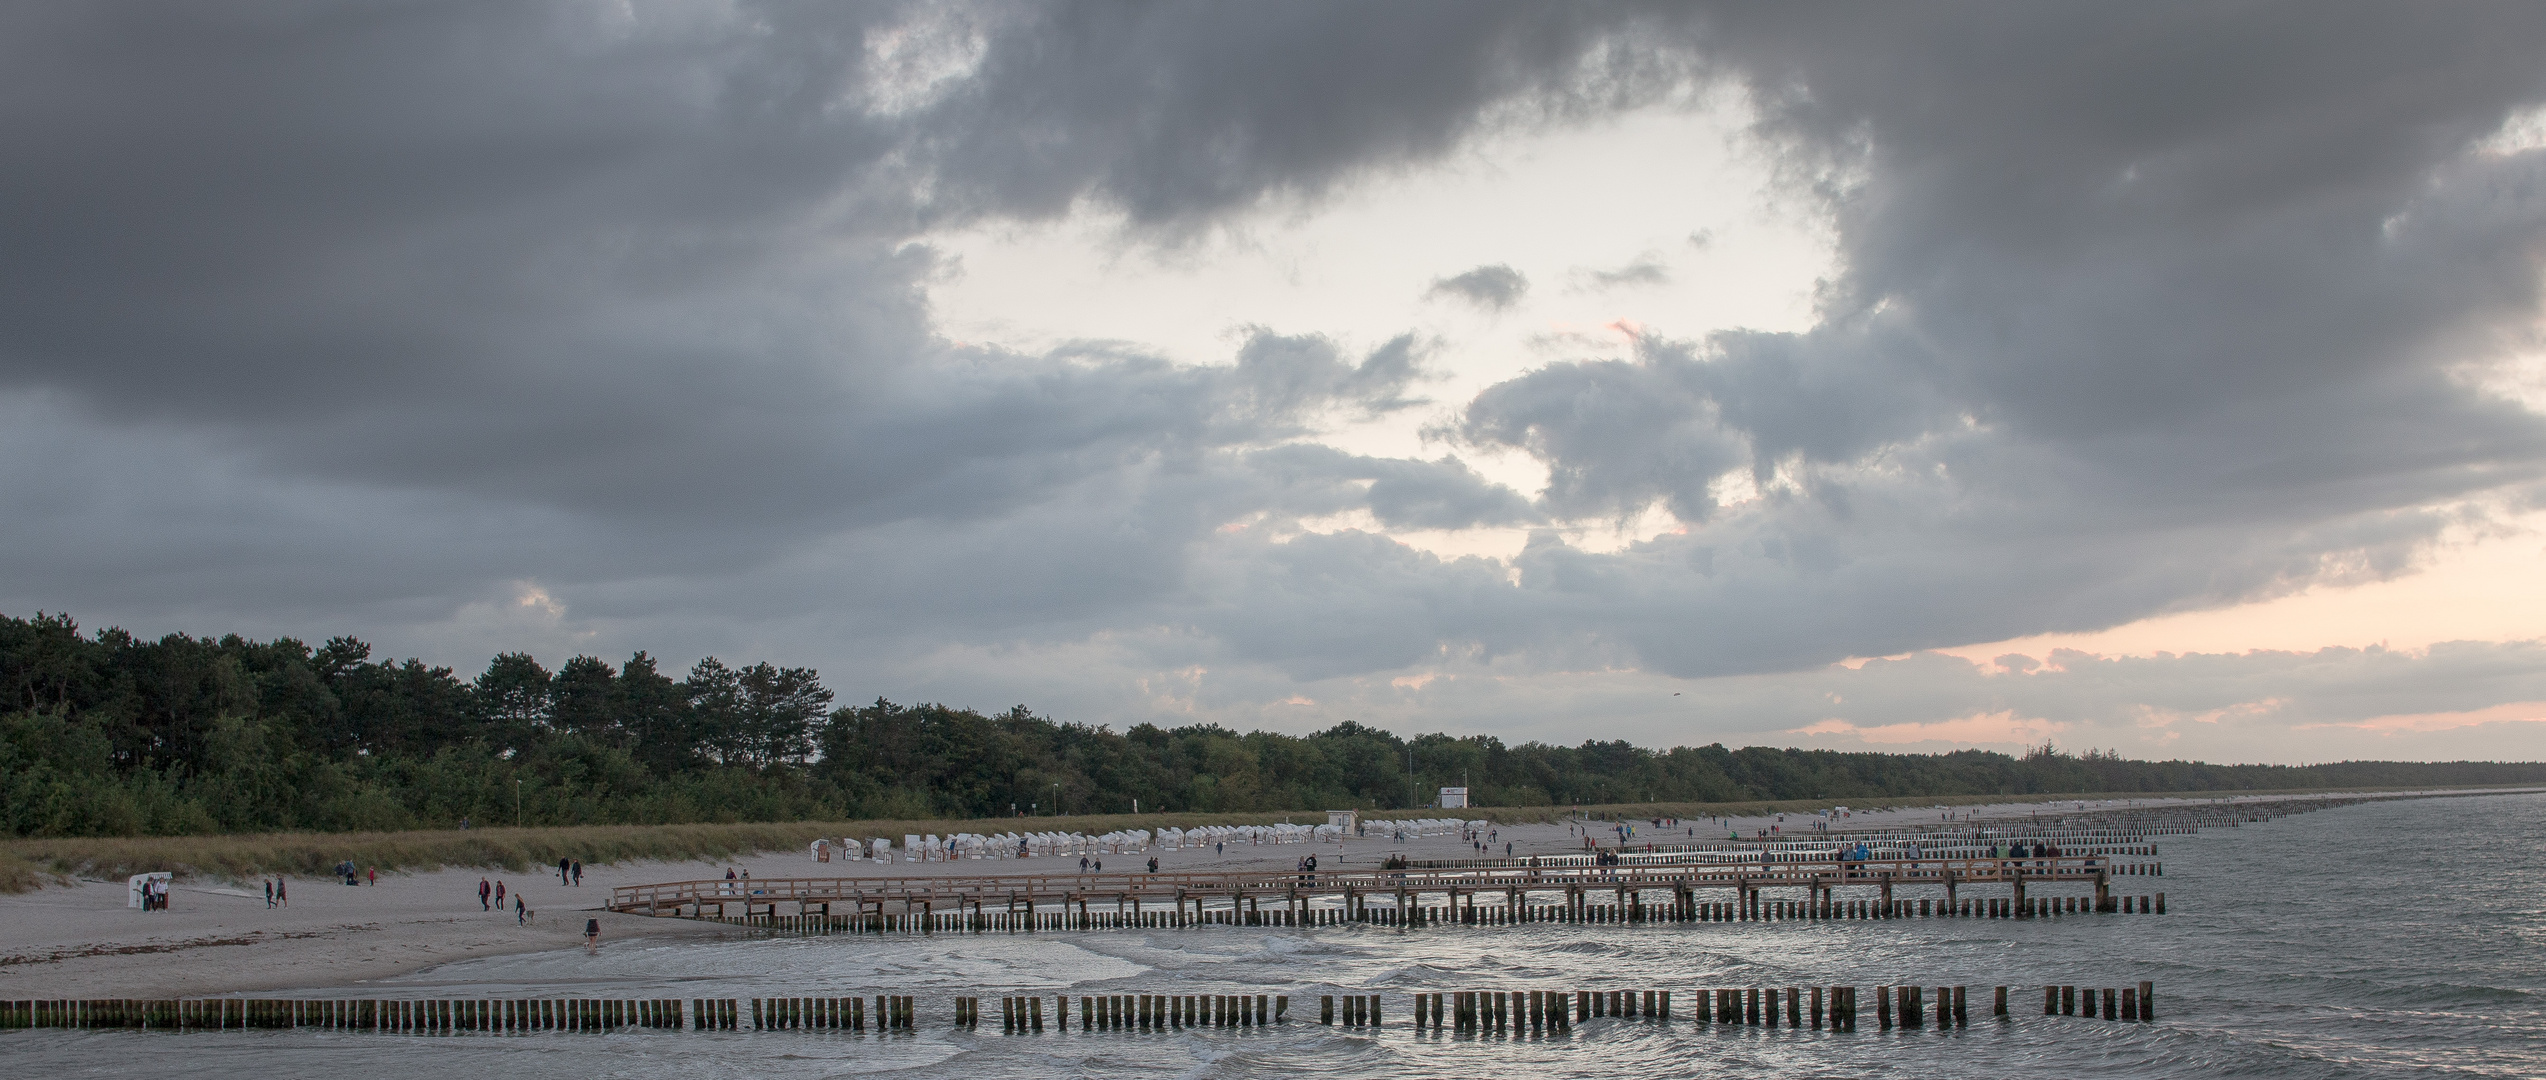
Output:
[
  {"xmin": 0, "ymin": 3, "xmax": 1451, "ymax": 541},
  {"xmin": 1441, "ymin": 2, "xmax": 2546, "ymax": 675},
  {"xmin": 1571, "ymin": 253, "xmax": 1672, "ymax": 290},
  {"xmin": 5, "ymin": 1, "xmax": 2546, "ymax": 727},
  {"xmin": 0, "ymin": 0, "xmax": 1616, "ymax": 685},
  {"xmin": 1426, "ymin": 264, "xmax": 1531, "ymax": 310},
  {"xmin": 907, "ymin": 2, "xmax": 1679, "ymax": 230},
  {"xmin": 1244, "ymin": 444, "xmax": 1540, "ymax": 532}
]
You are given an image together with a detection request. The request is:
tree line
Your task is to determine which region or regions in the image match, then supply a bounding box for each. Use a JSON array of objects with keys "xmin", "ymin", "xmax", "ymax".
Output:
[{"xmin": 3, "ymin": 611, "xmax": 2540, "ymax": 837}]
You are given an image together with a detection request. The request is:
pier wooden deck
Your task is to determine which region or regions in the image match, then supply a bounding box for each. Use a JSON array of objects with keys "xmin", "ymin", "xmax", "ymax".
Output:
[{"xmin": 610, "ymin": 855, "xmax": 2140, "ymax": 926}]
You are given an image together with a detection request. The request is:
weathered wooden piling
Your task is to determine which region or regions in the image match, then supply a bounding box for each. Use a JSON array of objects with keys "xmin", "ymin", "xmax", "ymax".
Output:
[{"xmin": 0, "ymin": 981, "xmax": 2144, "ymax": 1037}]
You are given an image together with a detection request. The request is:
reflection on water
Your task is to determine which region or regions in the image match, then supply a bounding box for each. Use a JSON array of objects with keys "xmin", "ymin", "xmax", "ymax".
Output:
[{"xmin": 9, "ymin": 792, "xmax": 2543, "ymax": 1078}]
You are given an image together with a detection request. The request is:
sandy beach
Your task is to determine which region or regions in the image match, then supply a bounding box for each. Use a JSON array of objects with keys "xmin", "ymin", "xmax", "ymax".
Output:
[{"xmin": 0, "ymin": 790, "xmax": 2473, "ymax": 999}]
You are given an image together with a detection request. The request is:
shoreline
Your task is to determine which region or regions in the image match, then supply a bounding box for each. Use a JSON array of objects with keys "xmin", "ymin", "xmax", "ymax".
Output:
[
  {"xmin": 15, "ymin": 782, "xmax": 2537, "ymax": 891},
  {"xmin": 5, "ymin": 787, "xmax": 2536, "ymax": 999}
]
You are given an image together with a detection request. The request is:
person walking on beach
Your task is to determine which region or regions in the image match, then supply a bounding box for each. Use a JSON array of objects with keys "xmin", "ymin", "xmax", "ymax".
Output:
[
  {"xmin": 1079, "ymin": 856, "xmax": 1090, "ymax": 873},
  {"xmin": 559, "ymin": 857, "xmax": 571, "ymax": 885},
  {"xmin": 479, "ymin": 877, "xmax": 491, "ymax": 911},
  {"xmin": 516, "ymin": 896, "xmax": 526, "ymax": 926},
  {"xmin": 366, "ymin": 866, "xmax": 376, "ymax": 886},
  {"xmin": 584, "ymin": 918, "xmax": 601, "ymax": 954},
  {"xmin": 571, "ymin": 860, "xmax": 582, "ymax": 886},
  {"xmin": 495, "ymin": 880, "xmax": 506, "ymax": 909},
  {"xmin": 276, "ymin": 876, "xmax": 287, "ymax": 907}
]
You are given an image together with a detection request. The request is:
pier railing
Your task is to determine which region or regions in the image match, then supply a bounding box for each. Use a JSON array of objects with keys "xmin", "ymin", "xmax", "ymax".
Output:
[{"xmin": 610, "ymin": 855, "xmax": 2128, "ymax": 917}]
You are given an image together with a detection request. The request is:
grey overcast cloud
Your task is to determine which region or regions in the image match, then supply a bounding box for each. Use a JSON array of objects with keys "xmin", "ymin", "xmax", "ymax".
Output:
[{"xmin": 7, "ymin": 2, "xmax": 2546, "ymax": 762}]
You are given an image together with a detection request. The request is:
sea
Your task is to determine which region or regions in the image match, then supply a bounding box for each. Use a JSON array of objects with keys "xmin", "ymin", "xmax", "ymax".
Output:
[{"xmin": 9, "ymin": 790, "xmax": 2543, "ymax": 1078}]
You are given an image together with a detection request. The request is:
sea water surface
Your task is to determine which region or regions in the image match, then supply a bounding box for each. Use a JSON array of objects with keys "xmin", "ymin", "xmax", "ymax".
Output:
[{"xmin": 11, "ymin": 791, "xmax": 2545, "ymax": 1078}]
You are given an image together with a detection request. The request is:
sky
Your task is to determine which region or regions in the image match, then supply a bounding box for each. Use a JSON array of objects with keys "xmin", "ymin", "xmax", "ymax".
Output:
[{"xmin": 6, "ymin": 2, "xmax": 2546, "ymax": 764}]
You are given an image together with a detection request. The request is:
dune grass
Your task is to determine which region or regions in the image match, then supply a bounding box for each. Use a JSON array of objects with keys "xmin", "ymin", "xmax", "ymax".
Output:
[
  {"xmin": 5, "ymin": 783, "xmax": 2526, "ymax": 891},
  {"xmin": 0, "ymin": 849, "xmax": 59, "ymax": 892}
]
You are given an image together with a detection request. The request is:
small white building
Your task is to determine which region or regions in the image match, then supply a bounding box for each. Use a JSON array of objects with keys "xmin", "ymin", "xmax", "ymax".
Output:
[
  {"xmin": 1326, "ymin": 809, "xmax": 1358, "ymax": 831},
  {"xmin": 1438, "ymin": 786, "xmax": 1469, "ymax": 809}
]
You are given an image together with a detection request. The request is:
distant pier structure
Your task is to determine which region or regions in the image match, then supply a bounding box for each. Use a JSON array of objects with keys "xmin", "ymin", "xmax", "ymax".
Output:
[
  {"xmin": 600, "ymin": 793, "xmax": 2478, "ymax": 934},
  {"xmin": 608, "ymin": 853, "xmax": 2162, "ymax": 933}
]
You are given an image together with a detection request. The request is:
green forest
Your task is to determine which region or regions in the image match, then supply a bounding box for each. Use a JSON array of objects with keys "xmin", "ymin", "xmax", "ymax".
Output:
[{"xmin": 4, "ymin": 611, "xmax": 2540, "ymax": 837}]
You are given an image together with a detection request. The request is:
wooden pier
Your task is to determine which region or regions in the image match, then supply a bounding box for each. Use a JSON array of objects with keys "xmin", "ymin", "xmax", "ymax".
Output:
[{"xmin": 608, "ymin": 855, "xmax": 2162, "ymax": 932}]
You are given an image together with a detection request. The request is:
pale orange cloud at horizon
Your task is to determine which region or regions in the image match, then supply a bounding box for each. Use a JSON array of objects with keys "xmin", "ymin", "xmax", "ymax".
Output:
[{"xmin": 1930, "ymin": 512, "xmax": 2546, "ymax": 670}]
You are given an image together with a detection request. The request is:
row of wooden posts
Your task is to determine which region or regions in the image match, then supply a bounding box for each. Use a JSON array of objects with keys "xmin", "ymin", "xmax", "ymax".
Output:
[
  {"xmin": 0, "ymin": 997, "xmax": 687, "ymax": 1032},
  {"xmin": 995, "ymin": 992, "xmax": 1289, "ymax": 1030},
  {"xmin": 710, "ymin": 890, "xmax": 2166, "ymax": 936},
  {"xmin": 0, "ymin": 984, "xmax": 2155, "ymax": 1032},
  {"xmin": 1417, "ymin": 847, "xmax": 2163, "ymax": 869}
]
